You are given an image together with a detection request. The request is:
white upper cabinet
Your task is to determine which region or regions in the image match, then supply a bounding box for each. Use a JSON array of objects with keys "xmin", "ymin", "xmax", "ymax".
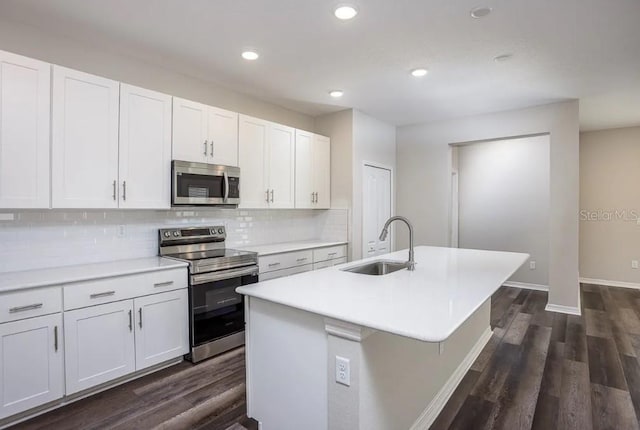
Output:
[
  {"xmin": 119, "ymin": 84, "xmax": 172, "ymax": 209},
  {"xmin": 239, "ymin": 115, "xmax": 295, "ymax": 209},
  {"xmin": 239, "ymin": 115, "xmax": 269, "ymax": 208},
  {"xmin": 52, "ymin": 66, "xmax": 120, "ymax": 208},
  {"xmin": 268, "ymin": 123, "xmax": 296, "ymax": 208},
  {"xmin": 173, "ymin": 97, "xmax": 238, "ymax": 166},
  {"xmin": 0, "ymin": 51, "xmax": 50, "ymax": 209},
  {"xmin": 295, "ymin": 131, "xmax": 331, "ymax": 209}
]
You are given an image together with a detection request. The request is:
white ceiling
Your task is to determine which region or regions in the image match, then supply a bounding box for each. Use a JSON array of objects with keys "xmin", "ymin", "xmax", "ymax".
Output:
[{"xmin": 1, "ymin": 0, "xmax": 639, "ymax": 130}]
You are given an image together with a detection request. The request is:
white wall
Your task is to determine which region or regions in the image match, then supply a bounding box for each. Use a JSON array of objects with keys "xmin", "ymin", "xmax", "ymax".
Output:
[
  {"xmin": 351, "ymin": 110, "xmax": 397, "ymax": 261},
  {"xmin": 457, "ymin": 135, "xmax": 550, "ymax": 286},
  {"xmin": 580, "ymin": 126, "xmax": 640, "ymax": 284},
  {"xmin": 397, "ymin": 101, "xmax": 580, "ymax": 310},
  {"xmin": 0, "ymin": 19, "xmax": 314, "ymax": 131}
]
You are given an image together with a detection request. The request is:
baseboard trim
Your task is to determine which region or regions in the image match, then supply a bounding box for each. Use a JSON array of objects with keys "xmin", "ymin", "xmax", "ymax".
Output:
[
  {"xmin": 502, "ymin": 281, "xmax": 549, "ymax": 292},
  {"xmin": 579, "ymin": 277, "xmax": 640, "ymax": 290},
  {"xmin": 544, "ymin": 303, "xmax": 581, "ymax": 316},
  {"xmin": 409, "ymin": 326, "xmax": 493, "ymax": 430}
]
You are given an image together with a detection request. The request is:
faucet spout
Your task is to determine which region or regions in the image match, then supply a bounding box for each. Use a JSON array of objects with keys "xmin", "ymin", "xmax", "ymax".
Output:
[{"xmin": 379, "ymin": 216, "xmax": 416, "ymax": 271}]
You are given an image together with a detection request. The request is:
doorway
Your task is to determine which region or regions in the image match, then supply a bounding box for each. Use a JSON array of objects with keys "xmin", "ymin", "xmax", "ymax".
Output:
[{"xmin": 362, "ymin": 164, "xmax": 392, "ymax": 258}]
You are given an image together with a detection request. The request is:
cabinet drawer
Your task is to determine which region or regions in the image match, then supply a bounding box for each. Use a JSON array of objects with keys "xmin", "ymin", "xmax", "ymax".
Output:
[
  {"xmin": 312, "ymin": 257, "xmax": 347, "ymax": 271},
  {"xmin": 313, "ymin": 245, "xmax": 346, "ymax": 263},
  {"xmin": 259, "ymin": 264, "xmax": 313, "ymax": 281},
  {"xmin": 259, "ymin": 250, "xmax": 313, "ymax": 274},
  {"xmin": 63, "ymin": 269, "xmax": 187, "ymax": 311},
  {"xmin": 0, "ymin": 287, "xmax": 62, "ymax": 323}
]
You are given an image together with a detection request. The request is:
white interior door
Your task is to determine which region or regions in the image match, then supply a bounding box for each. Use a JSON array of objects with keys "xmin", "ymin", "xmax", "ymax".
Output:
[{"xmin": 362, "ymin": 165, "xmax": 392, "ymax": 258}]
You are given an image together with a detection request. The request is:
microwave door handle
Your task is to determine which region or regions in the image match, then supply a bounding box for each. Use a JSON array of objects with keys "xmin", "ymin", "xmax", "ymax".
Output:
[{"xmin": 223, "ymin": 171, "xmax": 229, "ymax": 202}]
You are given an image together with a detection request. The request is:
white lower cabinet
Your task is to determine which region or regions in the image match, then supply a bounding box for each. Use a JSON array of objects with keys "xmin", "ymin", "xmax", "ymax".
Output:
[
  {"xmin": 134, "ymin": 289, "xmax": 189, "ymax": 371},
  {"xmin": 64, "ymin": 300, "xmax": 136, "ymax": 395},
  {"xmin": 257, "ymin": 245, "xmax": 348, "ymax": 281},
  {"xmin": 0, "ymin": 313, "xmax": 64, "ymax": 419}
]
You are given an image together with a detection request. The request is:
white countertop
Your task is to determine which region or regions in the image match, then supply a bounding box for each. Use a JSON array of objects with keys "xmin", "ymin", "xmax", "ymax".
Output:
[
  {"xmin": 0, "ymin": 257, "xmax": 188, "ymax": 293},
  {"xmin": 237, "ymin": 246, "xmax": 528, "ymax": 343},
  {"xmin": 241, "ymin": 240, "xmax": 348, "ymax": 256}
]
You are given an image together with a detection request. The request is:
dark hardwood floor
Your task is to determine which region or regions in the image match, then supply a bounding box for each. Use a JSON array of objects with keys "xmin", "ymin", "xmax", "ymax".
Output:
[
  {"xmin": 12, "ymin": 284, "xmax": 640, "ymax": 430},
  {"xmin": 432, "ymin": 284, "xmax": 640, "ymax": 430},
  {"xmin": 12, "ymin": 346, "xmax": 257, "ymax": 430}
]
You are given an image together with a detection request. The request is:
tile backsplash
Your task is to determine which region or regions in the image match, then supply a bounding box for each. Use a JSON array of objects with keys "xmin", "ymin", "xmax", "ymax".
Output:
[{"xmin": 0, "ymin": 208, "xmax": 348, "ymax": 273}]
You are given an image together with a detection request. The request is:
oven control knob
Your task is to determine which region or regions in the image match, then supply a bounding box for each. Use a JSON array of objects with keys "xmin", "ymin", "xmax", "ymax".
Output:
[
  {"xmin": 173, "ymin": 231, "xmax": 180, "ymax": 237},
  {"xmin": 217, "ymin": 228, "xmax": 224, "ymax": 234},
  {"xmin": 163, "ymin": 231, "xmax": 170, "ymax": 238}
]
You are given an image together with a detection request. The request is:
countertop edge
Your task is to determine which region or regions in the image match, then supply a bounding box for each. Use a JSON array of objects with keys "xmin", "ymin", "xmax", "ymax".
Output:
[{"xmin": 0, "ymin": 258, "xmax": 188, "ymax": 294}]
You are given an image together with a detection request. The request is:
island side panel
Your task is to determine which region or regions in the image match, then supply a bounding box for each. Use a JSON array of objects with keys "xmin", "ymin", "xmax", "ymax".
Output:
[
  {"xmin": 245, "ymin": 297, "xmax": 328, "ymax": 430},
  {"xmin": 359, "ymin": 299, "xmax": 492, "ymax": 430}
]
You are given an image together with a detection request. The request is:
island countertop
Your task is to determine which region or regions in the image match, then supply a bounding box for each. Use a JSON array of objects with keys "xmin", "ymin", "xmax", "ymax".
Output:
[{"xmin": 237, "ymin": 246, "xmax": 528, "ymax": 342}]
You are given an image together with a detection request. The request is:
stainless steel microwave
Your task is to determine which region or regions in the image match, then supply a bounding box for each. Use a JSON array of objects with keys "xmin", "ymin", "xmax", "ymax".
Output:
[{"xmin": 172, "ymin": 160, "xmax": 240, "ymax": 206}]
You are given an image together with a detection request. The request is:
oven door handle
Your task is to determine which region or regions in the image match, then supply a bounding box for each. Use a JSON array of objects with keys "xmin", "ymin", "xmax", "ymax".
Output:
[
  {"xmin": 223, "ymin": 171, "xmax": 229, "ymax": 202},
  {"xmin": 191, "ymin": 265, "xmax": 259, "ymax": 285}
]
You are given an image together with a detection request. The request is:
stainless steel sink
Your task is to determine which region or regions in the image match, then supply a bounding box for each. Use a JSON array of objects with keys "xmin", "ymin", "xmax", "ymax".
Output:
[{"xmin": 341, "ymin": 260, "xmax": 409, "ymax": 276}]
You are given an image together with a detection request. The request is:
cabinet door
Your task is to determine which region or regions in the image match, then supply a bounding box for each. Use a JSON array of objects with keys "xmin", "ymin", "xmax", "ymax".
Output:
[
  {"xmin": 313, "ymin": 134, "xmax": 331, "ymax": 209},
  {"xmin": 239, "ymin": 115, "xmax": 269, "ymax": 208},
  {"xmin": 134, "ymin": 289, "xmax": 188, "ymax": 371},
  {"xmin": 208, "ymin": 106, "xmax": 238, "ymax": 167},
  {"xmin": 0, "ymin": 314, "xmax": 63, "ymax": 419},
  {"xmin": 51, "ymin": 66, "xmax": 119, "ymax": 208},
  {"xmin": 119, "ymin": 84, "xmax": 172, "ymax": 209},
  {"xmin": 267, "ymin": 123, "xmax": 296, "ymax": 209},
  {"xmin": 0, "ymin": 51, "xmax": 50, "ymax": 209},
  {"xmin": 294, "ymin": 130, "xmax": 314, "ymax": 209},
  {"xmin": 64, "ymin": 300, "xmax": 135, "ymax": 395},
  {"xmin": 172, "ymin": 97, "xmax": 208, "ymax": 163}
]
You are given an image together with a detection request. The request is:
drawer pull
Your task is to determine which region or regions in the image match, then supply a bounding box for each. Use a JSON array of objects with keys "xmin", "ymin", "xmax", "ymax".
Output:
[
  {"xmin": 328, "ymin": 252, "xmax": 338, "ymax": 257},
  {"xmin": 90, "ymin": 291, "xmax": 115, "ymax": 299},
  {"xmin": 9, "ymin": 303, "xmax": 43, "ymax": 313},
  {"xmin": 296, "ymin": 258, "xmax": 308, "ymax": 262},
  {"xmin": 154, "ymin": 281, "xmax": 174, "ymax": 288},
  {"xmin": 268, "ymin": 262, "xmax": 281, "ymax": 267}
]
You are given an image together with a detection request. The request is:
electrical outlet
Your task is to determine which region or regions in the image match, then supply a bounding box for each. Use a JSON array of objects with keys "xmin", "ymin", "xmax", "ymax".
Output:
[
  {"xmin": 529, "ymin": 260, "xmax": 536, "ymax": 270},
  {"xmin": 632, "ymin": 260, "xmax": 639, "ymax": 269},
  {"xmin": 335, "ymin": 356, "xmax": 350, "ymax": 386},
  {"xmin": 117, "ymin": 225, "xmax": 126, "ymax": 238}
]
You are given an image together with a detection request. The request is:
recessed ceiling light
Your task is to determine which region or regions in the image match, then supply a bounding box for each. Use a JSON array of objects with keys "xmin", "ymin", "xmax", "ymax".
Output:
[
  {"xmin": 411, "ymin": 68, "xmax": 429, "ymax": 77},
  {"xmin": 329, "ymin": 90, "xmax": 344, "ymax": 98},
  {"xmin": 241, "ymin": 50, "xmax": 259, "ymax": 61},
  {"xmin": 334, "ymin": 5, "xmax": 358, "ymax": 20},
  {"xmin": 470, "ymin": 6, "xmax": 492, "ymax": 18},
  {"xmin": 494, "ymin": 53, "xmax": 513, "ymax": 62}
]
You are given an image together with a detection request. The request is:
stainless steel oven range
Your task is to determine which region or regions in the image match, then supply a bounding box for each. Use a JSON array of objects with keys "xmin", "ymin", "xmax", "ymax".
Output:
[{"xmin": 159, "ymin": 226, "xmax": 258, "ymax": 363}]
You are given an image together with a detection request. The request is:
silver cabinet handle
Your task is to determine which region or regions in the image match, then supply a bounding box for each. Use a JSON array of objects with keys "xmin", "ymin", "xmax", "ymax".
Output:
[
  {"xmin": 204, "ymin": 140, "xmax": 208, "ymax": 155},
  {"xmin": 328, "ymin": 252, "xmax": 337, "ymax": 256},
  {"xmin": 268, "ymin": 262, "xmax": 281, "ymax": 267},
  {"xmin": 210, "ymin": 141, "xmax": 214, "ymax": 157},
  {"xmin": 311, "ymin": 192, "xmax": 315, "ymax": 203},
  {"xmin": 9, "ymin": 303, "xmax": 43, "ymax": 313},
  {"xmin": 122, "ymin": 181, "xmax": 127, "ymax": 201},
  {"xmin": 316, "ymin": 192, "xmax": 319, "ymax": 203},
  {"xmin": 154, "ymin": 281, "xmax": 174, "ymax": 288},
  {"xmin": 54, "ymin": 326, "xmax": 59, "ymax": 352},
  {"xmin": 90, "ymin": 291, "xmax": 115, "ymax": 299},
  {"xmin": 265, "ymin": 189, "xmax": 270, "ymax": 203},
  {"xmin": 112, "ymin": 180, "xmax": 117, "ymax": 201},
  {"xmin": 138, "ymin": 308, "xmax": 143, "ymax": 329},
  {"xmin": 128, "ymin": 310, "xmax": 133, "ymax": 331},
  {"xmin": 270, "ymin": 189, "xmax": 274, "ymax": 203},
  {"xmin": 296, "ymin": 257, "xmax": 308, "ymax": 262}
]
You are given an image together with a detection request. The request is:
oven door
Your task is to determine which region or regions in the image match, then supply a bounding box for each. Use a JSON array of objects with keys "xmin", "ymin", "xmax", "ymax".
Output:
[
  {"xmin": 172, "ymin": 160, "xmax": 240, "ymax": 206},
  {"xmin": 190, "ymin": 265, "xmax": 258, "ymax": 348}
]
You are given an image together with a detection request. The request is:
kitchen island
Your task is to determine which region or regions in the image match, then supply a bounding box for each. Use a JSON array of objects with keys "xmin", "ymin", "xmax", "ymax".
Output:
[{"xmin": 237, "ymin": 246, "xmax": 528, "ymax": 430}]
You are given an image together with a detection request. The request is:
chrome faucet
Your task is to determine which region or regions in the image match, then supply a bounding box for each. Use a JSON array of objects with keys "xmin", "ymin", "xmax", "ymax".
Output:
[{"xmin": 379, "ymin": 216, "xmax": 416, "ymax": 271}]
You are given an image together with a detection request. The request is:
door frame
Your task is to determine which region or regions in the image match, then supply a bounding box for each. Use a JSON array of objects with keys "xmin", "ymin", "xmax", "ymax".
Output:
[{"xmin": 361, "ymin": 161, "xmax": 394, "ymax": 257}]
